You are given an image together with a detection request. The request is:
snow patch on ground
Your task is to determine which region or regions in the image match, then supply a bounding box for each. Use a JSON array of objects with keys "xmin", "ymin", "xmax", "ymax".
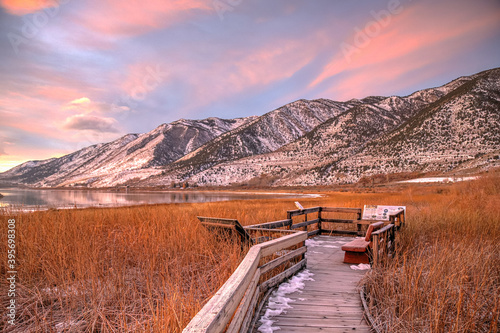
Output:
[
  {"xmin": 258, "ymin": 270, "xmax": 315, "ymax": 333},
  {"xmin": 398, "ymin": 176, "xmax": 479, "ymax": 183},
  {"xmin": 350, "ymin": 263, "xmax": 371, "ymax": 270}
]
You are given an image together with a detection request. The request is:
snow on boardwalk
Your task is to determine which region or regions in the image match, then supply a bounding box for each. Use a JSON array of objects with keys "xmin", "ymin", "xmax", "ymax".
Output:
[{"xmin": 255, "ymin": 236, "xmax": 371, "ymax": 333}]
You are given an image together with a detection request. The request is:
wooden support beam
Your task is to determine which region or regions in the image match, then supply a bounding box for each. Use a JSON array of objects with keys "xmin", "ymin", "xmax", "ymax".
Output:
[
  {"xmin": 321, "ymin": 207, "xmax": 362, "ymax": 214},
  {"xmin": 245, "ymin": 219, "xmax": 292, "ymax": 230},
  {"xmin": 290, "ymin": 218, "xmax": 320, "ymax": 230},
  {"xmin": 287, "ymin": 207, "xmax": 321, "ymax": 217},
  {"xmin": 320, "ymin": 218, "xmax": 357, "ymax": 224},
  {"xmin": 260, "ymin": 259, "xmax": 307, "ymax": 292},
  {"xmin": 260, "ymin": 246, "xmax": 307, "ymax": 275}
]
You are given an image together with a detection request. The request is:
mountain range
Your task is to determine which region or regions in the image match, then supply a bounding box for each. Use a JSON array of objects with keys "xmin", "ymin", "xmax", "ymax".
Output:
[{"xmin": 2, "ymin": 67, "xmax": 499, "ymax": 188}]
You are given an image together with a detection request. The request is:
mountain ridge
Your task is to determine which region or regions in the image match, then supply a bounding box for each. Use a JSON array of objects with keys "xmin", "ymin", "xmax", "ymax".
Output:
[{"xmin": 1, "ymin": 67, "xmax": 499, "ymax": 187}]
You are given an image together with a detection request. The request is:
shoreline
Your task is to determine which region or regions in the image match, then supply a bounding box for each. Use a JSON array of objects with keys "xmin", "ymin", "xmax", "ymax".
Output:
[{"xmin": 0, "ymin": 189, "xmax": 323, "ymax": 212}]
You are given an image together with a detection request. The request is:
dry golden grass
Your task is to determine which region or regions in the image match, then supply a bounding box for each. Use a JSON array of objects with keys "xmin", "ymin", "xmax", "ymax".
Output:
[
  {"xmin": 1, "ymin": 175, "xmax": 498, "ymax": 332},
  {"xmin": 363, "ymin": 174, "xmax": 500, "ymax": 332}
]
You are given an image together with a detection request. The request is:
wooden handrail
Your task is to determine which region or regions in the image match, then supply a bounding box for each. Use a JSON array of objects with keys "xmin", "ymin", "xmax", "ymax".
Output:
[
  {"xmin": 371, "ymin": 224, "xmax": 395, "ymax": 266},
  {"xmin": 183, "ymin": 230, "xmax": 307, "ymax": 333},
  {"xmin": 188, "ymin": 206, "xmax": 405, "ymax": 331},
  {"xmin": 388, "ymin": 209, "xmax": 405, "ymax": 229},
  {"xmin": 245, "ymin": 219, "xmax": 292, "ymax": 229}
]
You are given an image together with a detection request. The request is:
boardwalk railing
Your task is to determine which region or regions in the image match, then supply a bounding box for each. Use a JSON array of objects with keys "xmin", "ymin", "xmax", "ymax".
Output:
[
  {"xmin": 183, "ymin": 229, "xmax": 307, "ymax": 333},
  {"xmin": 185, "ymin": 206, "xmax": 405, "ymax": 332},
  {"xmin": 370, "ymin": 209, "xmax": 405, "ymax": 265},
  {"xmin": 287, "ymin": 206, "xmax": 364, "ymax": 236}
]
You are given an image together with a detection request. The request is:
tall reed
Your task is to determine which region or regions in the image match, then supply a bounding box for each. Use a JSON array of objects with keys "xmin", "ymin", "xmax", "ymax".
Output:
[
  {"xmin": 363, "ymin": 174, "xmax": 500, "ymax": 332},
  {"xmin": 1, "ymin": 176, "xmax": 497, "ymax": 332}
]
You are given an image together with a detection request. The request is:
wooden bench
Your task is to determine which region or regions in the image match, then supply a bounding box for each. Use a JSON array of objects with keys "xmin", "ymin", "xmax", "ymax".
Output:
[{"xmin": 341, "ymin": 221, "xmax": 384, "ymax": 264}]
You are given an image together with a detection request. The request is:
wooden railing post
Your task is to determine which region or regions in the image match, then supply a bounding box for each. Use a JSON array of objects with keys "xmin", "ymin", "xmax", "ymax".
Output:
[
  {"xmin": 372, "ymin": 234, "xmax": 379, "ymax": 267},
  {"xmin": 318, "ymin": 207, "xmax": 322, "ymax": 234},
  {"xmin": 183, "ymin": 230, "xmax": 308, "ymax": 333},
  {"xmin": 303, "ymin": 211, "xmax": 308, "ymax": 232},
  {"xmin": 286, "ymin": 211, "xmax": 292, "ymax": 230}
]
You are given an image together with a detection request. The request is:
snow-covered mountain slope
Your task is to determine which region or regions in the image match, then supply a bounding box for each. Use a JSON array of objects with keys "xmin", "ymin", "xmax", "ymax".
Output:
[
  {"xmin": 0, "ymin": 117, "xmax": 255, "ymax": 187},
  {"xmin": 167, "ymin": 99, "xmax": 361, "ymax": 178},
  {"xmin": 332, "ymin": 67, "xmax": 500, "ymax": 182},
  {"xmin": 179, "ymin": 71, "xmax": 490, "ymax": 186},
  {"xmin": 2, "ymin": 67, "xmax": 499, "ymax": 188}
]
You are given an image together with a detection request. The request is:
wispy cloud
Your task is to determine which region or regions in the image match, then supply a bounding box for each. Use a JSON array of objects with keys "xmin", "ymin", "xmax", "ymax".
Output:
[
  {"xmin": 63, "ymin": 114, "xmax": 119, "ymax": 133},
  {"xmin": 73, "ymin": 0, "xmax": 212, "ymax": 37},
  {"xmin": 0, "ymin": 0, "xmax": 499, "ymax": 170},
  {"xmin": 309, "ymin": 1, "xmax": 500, "ymax": 98},
  {"xmin": 0, "ymin": 0, "xmax": 59, "ymax": 15}
]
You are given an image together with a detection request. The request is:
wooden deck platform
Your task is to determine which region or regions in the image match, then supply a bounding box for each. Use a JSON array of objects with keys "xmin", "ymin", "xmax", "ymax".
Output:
[{"xmin": 253, "ymin": 235, "xmax": 371, "ymax": 333}]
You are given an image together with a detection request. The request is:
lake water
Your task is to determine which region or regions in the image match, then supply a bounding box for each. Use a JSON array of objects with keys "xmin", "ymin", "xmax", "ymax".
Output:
[{"xmin": 0, "ymin": 187, "xmax": 317, "ymax": 210}]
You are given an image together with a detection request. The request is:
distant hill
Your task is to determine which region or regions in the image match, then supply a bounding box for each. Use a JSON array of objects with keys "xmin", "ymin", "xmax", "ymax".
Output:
[{"xmin": 2, "ymin": 67, "xmax": 499, "ymax": 187}]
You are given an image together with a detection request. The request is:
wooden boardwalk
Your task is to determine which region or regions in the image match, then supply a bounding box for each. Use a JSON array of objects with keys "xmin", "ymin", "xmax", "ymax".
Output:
[{"xmin": 253, "ymin": 235, "xmax": 371, "ymax": 333}]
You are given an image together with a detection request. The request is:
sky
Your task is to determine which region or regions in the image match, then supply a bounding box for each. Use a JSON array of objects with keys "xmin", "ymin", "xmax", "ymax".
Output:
[{"xmin": 0, "ymin": 0, "xmax": 499, "ymax": 172}]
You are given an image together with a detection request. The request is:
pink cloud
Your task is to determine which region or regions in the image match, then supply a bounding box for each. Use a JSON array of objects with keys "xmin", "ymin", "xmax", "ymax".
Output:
[
  {"xmin": 310, "ymin": 2, "xmax": 500, "ymax": 90},
  {"xmin": 36, "ymin": 85, "xmax": 85, "ymax": 102},
  {"xmin": 0, "ymin": 0, "xmax": 58, "ymax": 15},
  {"xmin": 119, "ymin": 63, "xmax": 169, "ymax": 100},
  {"xmin": 183, "ymin": 37, "xmax": 323, "ymax": 112},
  {"xmin": 116, "ymin": 36, "xmax": 323, "ymax": 117},
  {"xmin": 75, "ymin": 0, "xmax": 212, "ymax": 37}
]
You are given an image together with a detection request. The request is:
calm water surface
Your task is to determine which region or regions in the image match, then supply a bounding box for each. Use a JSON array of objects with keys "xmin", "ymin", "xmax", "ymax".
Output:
[{"xmin": 0, "ymin": 187, "xmax": 316, "ymax": 210}]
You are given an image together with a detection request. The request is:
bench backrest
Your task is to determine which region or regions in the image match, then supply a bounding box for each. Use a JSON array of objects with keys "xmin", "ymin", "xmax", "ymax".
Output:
[{"xmin": 365, "ymin": 221, "xmax": 385, "ymax": 241}]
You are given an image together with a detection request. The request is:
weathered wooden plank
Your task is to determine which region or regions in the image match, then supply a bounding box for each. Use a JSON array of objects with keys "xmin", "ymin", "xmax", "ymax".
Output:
[
  {"xmin": 252, "ymin": 235, "xmax": 371, "ymax": 333},
  {"xmin": 252, "ymin": 236, "xmax": 270, "ymax": 244},
  {"xmin": 198, "ymin": 216, "xmax": 253, "ymax": 245},
  {"xmin": 307, "ymin": 229, "xmax": 321, "ymax": 237},
  {"xmin": 259, "ymin": 231, "xmax": 307, "ymax": 257},
  {"xmin": 260, "ymin": 246, "xmax": 307, "ymax": 275},
  {"xmin": 239, "ymin": 283, "xmax": 262, "ymax": 333},
  {"xmin": 282, "ymin": 304, "xmax": 364, "ymax": 313},
  {"xmin": 274, "ymin": 326, "xmax": 371, "ymax": 333},
  {"xmin": 226, "ymin": 268, "xmax": 260, "ymax": 333},
  {"xmin": 283, "ymin": 298, "xmax": 363, "ymax": 307},
  {"xmin": 371, "ymin": 223, "xmax": 394, "ymax": 236},
  {"xmin": 320, "ymin": 229, "xmax": 358, "ymax": 235},
  {"xmin": 260, "ymin": 259, "xmax": 306, "ymax": 292},
  {"xmin": 360, "ymin": 286, "xmax": 381, "ymax": 333},
  {"xmin": 287, "ymin": 207, "xmax": 321, "ymax": 217},
  {"xmin": 250, "ymin": 288, "xmax": 274, "ymax": 332},
  {"xmin": 245, "ymin": 219, "xmax": 292, "ymax": 229},
  {"xmin": 289, "ymin": 290, "xmax": 361, "ymax": 297},
  {"xmin": 290, "ymin": 218, "xmax": 320, "ymax": 230},
  {"xmin": 320, "ymin": 218, "xmax": 357, "ymax": 224},
  {"xmin": 278, "ymin": 312, "xmax": 365, "ymax": 320},
  {"xmin": 201, "ymin": 222, "xmax": 236, "ymax": 230},
  {"xmin": 283, "ymin": 305, "xmax": 364, "ymax": 315},
  {"xmin": 321, "ymin": 207, "xmax": 362, "ymax": 214},
  {"xmin": 276, "ymin": 317, "xmax": 368, "ymax": 327},
  {"xmin": 198, "ymin": 216, "xmax": 239, "ymax": 224},
  {"xmin": 245, "ymin": 228, "xmax": 296, "ymax": 234},
  {"xmin": 183, "ymin": 247, "xmax": 260, "ymax": 333}
]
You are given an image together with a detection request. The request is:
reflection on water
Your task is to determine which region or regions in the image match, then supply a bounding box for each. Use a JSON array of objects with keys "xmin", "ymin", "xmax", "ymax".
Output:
[{"xmin": 0, "ymin": 187, "xmax": 312, "ymax": 210}]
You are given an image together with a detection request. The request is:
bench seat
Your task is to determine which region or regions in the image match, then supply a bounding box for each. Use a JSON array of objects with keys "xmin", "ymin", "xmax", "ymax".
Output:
[
  {"xmin": 341, "ymin": 238, "xmax": 370, "ymax": 252},
  {"xmin": 341, "ymin": 221, "xmax": 384, "ymax": 264},
  {"xmin": 342, "ymin": 239, "xmax": 370, "ymax": 264}
]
